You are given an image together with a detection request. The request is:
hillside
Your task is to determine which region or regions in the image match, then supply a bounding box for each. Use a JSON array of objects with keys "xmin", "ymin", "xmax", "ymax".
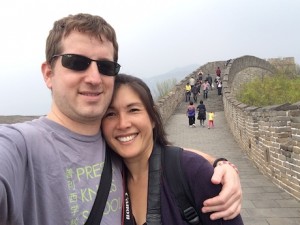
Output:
[{"xmin": 143, "ymin": 64, "xmax": 199, "ymax": 98}]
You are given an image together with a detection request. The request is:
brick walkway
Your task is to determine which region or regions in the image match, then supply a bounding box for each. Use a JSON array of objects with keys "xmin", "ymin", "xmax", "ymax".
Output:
[{"xmin": 165, "ymin": 87, "xmax": 300, "ymax": 225}]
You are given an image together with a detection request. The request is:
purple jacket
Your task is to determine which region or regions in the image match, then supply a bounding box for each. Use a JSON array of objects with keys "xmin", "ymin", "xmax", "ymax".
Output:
[
  {"xmin": 160, "ymin": 150, "xmax": 244, "ymax": 225},
  {"xmin": 187, "ymin": 106, "xmax": 196, "ymax": 117}
]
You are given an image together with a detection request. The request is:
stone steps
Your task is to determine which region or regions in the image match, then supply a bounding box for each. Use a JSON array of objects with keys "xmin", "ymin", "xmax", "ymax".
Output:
[{"xmin": 176, "ymin": 82, "xmax": 224, "ymax": 114}]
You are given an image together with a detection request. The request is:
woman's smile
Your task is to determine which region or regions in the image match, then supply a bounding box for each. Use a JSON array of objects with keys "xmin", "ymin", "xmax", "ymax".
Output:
[{"xmin": 116, "ymin": 133, "xmax": 138, "ymax": 143}]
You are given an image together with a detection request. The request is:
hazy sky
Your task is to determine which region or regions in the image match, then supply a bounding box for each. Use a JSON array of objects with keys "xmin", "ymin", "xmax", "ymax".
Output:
[{"xmin": 1, "ymin": 0, "xmax": 299, "ymax": 115}]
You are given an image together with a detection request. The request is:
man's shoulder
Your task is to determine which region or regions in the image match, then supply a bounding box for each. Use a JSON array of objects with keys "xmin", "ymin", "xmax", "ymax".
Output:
[{"xmin": 0, "ymin": 119, "xmax": 38, "ymax": 133}]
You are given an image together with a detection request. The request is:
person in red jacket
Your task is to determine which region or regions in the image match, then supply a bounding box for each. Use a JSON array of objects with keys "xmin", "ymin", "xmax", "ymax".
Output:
[{"xmin": 216, "ymin": 67, "xmax": 221, "ymax": 77}]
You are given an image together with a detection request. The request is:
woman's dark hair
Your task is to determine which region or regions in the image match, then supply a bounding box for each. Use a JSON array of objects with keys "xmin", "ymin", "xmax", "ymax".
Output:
[{"xmin": 113, "ymin": 74, "xmax": 170, "ymax": 146}]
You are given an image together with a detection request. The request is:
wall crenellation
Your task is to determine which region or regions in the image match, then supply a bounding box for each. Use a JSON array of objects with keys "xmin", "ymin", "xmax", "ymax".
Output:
[{"xmin": 266, "ymin": 57, "xmax": 296, "ymax": 71}]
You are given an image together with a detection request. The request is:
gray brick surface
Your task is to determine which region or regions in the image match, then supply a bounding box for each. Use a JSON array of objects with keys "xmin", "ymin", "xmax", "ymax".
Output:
[{"xmin": 165, "ymin": 86, "xmax": 300, "ymax": 225}]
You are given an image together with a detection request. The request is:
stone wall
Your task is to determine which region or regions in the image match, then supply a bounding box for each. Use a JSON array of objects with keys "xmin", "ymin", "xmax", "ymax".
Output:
[
  {"xmin": 221, "ymin": 55, "xmax": 300, "ymax": 200},
  {"xmin": 266, "ymin": 57, "xmax": 296, "ymax": 73},
  {"xmin": 151, "ymin": 55, "xmax": 296, "ymax": 123}
]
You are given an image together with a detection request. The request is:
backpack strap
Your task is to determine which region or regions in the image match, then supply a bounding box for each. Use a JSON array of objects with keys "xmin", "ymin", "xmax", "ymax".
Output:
[
  {"xmin": 147, "ymin": 144, "xmax": 163, "ymax": 225},
  {"xmin": 163, "ymin": 146, "xmax": 202, "ymax": 225},
  {"xmin": 84, "ymin": 146, "xmax": 112, "ymax": 225}
]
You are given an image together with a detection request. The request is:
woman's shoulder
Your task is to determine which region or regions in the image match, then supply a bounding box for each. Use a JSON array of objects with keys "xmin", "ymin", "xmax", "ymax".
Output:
[{"xmin": 181, "ymin": 150, "xmax": 209, "ymax": 165}]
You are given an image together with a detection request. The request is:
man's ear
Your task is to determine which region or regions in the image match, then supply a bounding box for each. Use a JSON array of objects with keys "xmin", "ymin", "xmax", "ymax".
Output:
[{"xmin": 41, "ymin": 62, "xmax": 53, "ymax": 90}]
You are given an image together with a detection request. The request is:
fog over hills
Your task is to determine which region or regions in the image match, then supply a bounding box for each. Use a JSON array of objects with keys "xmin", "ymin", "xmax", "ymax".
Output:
[
  {"xmin": 142, "ymin": 64, "xmax": 199, "ymax": 99},
  {"xmin": 0, "ymin": 64, "xmax": 199, "ymax": 116}
]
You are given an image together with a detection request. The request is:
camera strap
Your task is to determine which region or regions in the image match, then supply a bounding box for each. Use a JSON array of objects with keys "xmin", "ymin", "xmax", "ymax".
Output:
[
  {"xmin": 84, "ymin": 147, "xmax": 112, "ymax": 225},
  {"xmin": 122, "ymin": 144, "xmax": 162, "ymax": 225}
]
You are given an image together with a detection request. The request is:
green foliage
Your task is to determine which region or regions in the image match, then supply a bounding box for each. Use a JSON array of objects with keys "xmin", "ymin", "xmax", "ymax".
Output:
[
  {"xmin": 155, "ymin": 78, "xmax": 177, "ymax": 99},
  {"xmin": 236, "ymin": 73, "xmax": 300, "ymax": 107}
]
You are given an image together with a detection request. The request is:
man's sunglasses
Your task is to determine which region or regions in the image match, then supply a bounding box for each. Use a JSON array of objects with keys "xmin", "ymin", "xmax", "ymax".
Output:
[{"xmin": 51, "ymin": 54, "xmax": 121, "ymax": 76}]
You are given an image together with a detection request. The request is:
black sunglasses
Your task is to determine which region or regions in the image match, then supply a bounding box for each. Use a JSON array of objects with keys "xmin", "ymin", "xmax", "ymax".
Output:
[{"xmin": 51, "ymin": 54, "xmax": 121, "ymax": 76}]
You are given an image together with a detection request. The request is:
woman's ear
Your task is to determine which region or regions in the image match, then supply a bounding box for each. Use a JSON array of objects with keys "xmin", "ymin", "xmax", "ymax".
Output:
[
  {"xmin": 152, "ymin": 106, "xmax": 158, "ymax": 129},
  {"xmin": 152, "ymin": 121, "xmax": 156, "ymax": 129}
]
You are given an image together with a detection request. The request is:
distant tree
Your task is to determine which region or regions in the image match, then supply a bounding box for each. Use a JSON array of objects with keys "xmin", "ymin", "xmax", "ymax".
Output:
[{"xmin": 155, "ymin": 78, "xmax": 177, "ymax": 100}]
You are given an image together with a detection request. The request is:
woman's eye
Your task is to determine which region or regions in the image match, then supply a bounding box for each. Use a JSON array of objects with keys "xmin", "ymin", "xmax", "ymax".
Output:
[
  {"xmin": 129, "ymin": 108, "xmax": 140, "ymax": 112},
  {"xmin": 104, "ymin": 112, "xmax": 116, "ymax": 117}
]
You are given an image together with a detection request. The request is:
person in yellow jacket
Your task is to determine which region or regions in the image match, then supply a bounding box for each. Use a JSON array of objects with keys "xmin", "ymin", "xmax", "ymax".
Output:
[
  {"xmin": 185, "ymin": 82, "xmax": 191, "ymax": 102},
  {"xmin": 208, "ymin": 111, "xmax": 215, "ymax": 129}
]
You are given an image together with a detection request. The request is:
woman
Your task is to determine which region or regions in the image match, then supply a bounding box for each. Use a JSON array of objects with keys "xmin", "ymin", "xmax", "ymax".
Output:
[
  {"xmin": 102, "ymin": 74, "xmax": 244, "ymax": 225},
  {"xmin": 197, "ymin": 100, "xmax": 207, "ymax": 127},
  {"xmin": 187, "ymin": 101, "xmax": 196, "ymax": 127},
  {"xmin": 202, "ymin": 80, "xmax": 210, "ymax": 99}
]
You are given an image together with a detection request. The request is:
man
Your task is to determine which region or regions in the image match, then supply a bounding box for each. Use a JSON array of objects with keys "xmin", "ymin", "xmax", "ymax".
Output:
[
  {"xmin": 189, "ymin": 76, "xmax": 196, "ymax": 88},
  {"xmin": 197, "ymin": 71, "xmax": 203, "ymax": 83},
  {"xmin": 191, "ymin": 81, "xmax": 200, "ymax": 103},
  {"xmin": 0, "ymin": 13, "xmax": 241, "ymax": 225},
  {"xmin": 206, "ymin": 73, "xmax": 213, "ymax": 90}
]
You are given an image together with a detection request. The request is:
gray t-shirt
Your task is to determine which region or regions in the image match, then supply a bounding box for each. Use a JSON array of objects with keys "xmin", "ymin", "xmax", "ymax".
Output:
[{"xmin": 0, "ymin": 117, "xmax": 122, "ymax": 225}]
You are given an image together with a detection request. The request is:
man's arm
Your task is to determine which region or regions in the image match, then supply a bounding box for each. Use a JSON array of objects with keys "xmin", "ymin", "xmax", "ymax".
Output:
[
  {"xmin": 202, "ymin": 162, "xmax": 241, "ymax": 220},
  {"xmin": 184, "ymin": 148, "xmax": 241, "ymax": 220}
]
